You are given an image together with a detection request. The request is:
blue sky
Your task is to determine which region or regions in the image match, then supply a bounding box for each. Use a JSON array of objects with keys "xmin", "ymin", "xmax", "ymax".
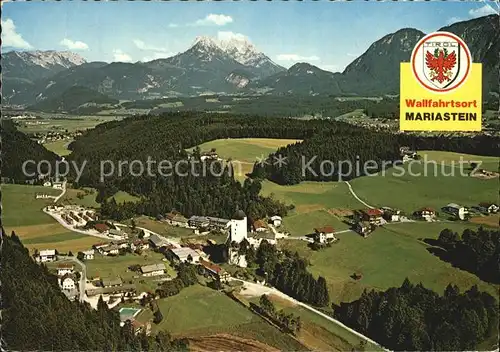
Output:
[{"xmin": 2, "ymin": 0, "xmax": 497, "ymax": 72}]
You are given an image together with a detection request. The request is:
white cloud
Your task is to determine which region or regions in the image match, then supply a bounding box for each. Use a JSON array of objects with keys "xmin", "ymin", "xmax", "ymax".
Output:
[
  {"xmin": 276, "ymin": 54, "xmax": 320, "ymax": 62},
  {"xmin": 133, "ymin": 39, "xmax": 170, "ymax": 53},
  {"xmin": 142, "ymin": 52, "xmax": 176, "ymax": 62},
  {"xmin": 217, "ymin": 31, "xmax": 248, "ymax": 42},
  {"xmin": 170, "ymin": 13, "xmax": 233, "ymax": 28},
  {"xmin": 60, "ymin": 38, "xmax": 89, "ymax": 50},
  {"xmin": 113, "ymin": 49, "xmax": 132, "ymax": 62},
  {"xmin": 468, "ymin": 4, "xmax": 497, "ymax": 18},
  {"xmin": 194, "ymin": 14, "xmax": 233, "ymax": 26},
  {"xmin": 1, "ymin": 18, "xmax": 32, "ymax": 49}
]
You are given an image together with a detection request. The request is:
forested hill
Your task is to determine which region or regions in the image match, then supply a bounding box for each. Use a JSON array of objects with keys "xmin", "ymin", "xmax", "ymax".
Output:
[
  {"xmin": 255, "ymin": 132, "xmax": 500, "ymax": 184},
  {"xmin": 1, "ymin": 120, "xmax": 59, "ymax": 182},
  {"xmin": 68, "ymin": 112, "xmax": 499, "ymax": 217},
  {"xmin": 0, "ymin": 230, "xmax": 188, "ymax": 351},
  {"xmin": 334, "ymin": 279, "xmax": 498, "ymax": 351}
]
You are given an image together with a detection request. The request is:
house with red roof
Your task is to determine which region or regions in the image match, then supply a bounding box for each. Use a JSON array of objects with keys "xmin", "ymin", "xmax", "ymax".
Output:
[
  {"xmin": 359, "ymin": 209, "xmax": 384, "ymax": 224},
  {"xmin": 199, "ymin": 258, "xmax": 230, "ymax": 282},
  {"xmin": 313, "ymin": 226, "xmax": 336, "ymax": 244},
  {"xmin": 94, "ymin": 223, "xmax": 110, "ymax": 234},
  {"xmin": 414, "ymin": 207, "xmax": 436, "ymax": 220}
]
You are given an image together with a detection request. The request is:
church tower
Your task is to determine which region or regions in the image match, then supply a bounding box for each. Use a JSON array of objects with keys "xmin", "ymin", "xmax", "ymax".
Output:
[{"xmin": 229, "ymin": 209, "xmax": 247, "ymax": 243}]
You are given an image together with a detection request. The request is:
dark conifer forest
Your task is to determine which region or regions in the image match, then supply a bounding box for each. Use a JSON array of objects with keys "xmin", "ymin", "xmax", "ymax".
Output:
[
  {"xmin": 433, "ymin": 226, "xmax": 500, "ymax": 284},
  {"xmin": 1, "ymin": 120, "xmax": 59, "ymax": 182},
  {"xmin": 334, "ymin": 279, "xmax": 498, "ymax": 351},
  {"xmin": 0, "ymin": 231, "xmax": 188, "ymax": 351}
]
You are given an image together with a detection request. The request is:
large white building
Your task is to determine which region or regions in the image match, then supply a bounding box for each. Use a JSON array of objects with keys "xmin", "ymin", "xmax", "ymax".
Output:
[{"xmin": 229, "ymin": 210, "xmax": 247, "ymax": 244}]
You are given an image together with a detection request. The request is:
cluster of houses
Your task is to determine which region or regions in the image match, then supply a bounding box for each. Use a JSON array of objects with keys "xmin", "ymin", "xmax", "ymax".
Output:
[
  {"xmin": 43, "ymin": 180, "xmax": 65, "ymax": 189},
  {"xmin": 46, "ymin": 205, "xmax": 97, "ymax": 227},
  {"xmin": 413, "ymin": 202, "xmax": 498, "ymax": 221}
]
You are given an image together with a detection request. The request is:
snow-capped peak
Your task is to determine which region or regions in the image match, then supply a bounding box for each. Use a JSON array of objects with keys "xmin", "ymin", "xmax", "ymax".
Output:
[
  {"xmin": 192, "ymin": 36, "xmax": 221, "ymax": 50},
  {"xmin": 12, "ymin": 50, "xmax": 87, "ymax": 69}
]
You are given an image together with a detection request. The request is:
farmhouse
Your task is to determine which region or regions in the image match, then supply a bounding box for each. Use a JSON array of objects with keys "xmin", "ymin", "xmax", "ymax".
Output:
[
  {"xmin": 93, "ymin": 242, "xmax": 109, "ymax": 250},
  {"xmin": 52, "ymin": 182, "xmax": 64, "ymax": 190},
  {"xmin": 188, "ymin": 216, "xmax": 210, "ymax": 228},
  {"xmin": 59, "ymin": 274, "xmax": 77, "ymax": 290},
  {"xmin": 165, "ymin": 212, "xmax": 189, "ymax": 227},
  {"xmin": 101, "ymin": 277, "xmax": 123, "ymax": 287},
  {"xmin": 132, "ymin": 239, "xmax": 150, "ymax": 251},
  {"xmin": 200, "ymin": 151, "xmax": 219, "ymax": 161},
  {"xmin": 140, "ymin": 263, "xmax": 165, "ymax": 277},
  {"xmin": 269, "ymin": 215, "xmax": 282, "ymax": 227},
  {"xmin": 415, "ymin": 207, "xmax": 436, "ymax": 220},
  {"xmin": 83, "ymin": 249, "xmax": 95, "ymax": 260},
  {"xmin": 313, "ymin": 226, "xmax": 336, "ymax": 244},
  {"xmin": 381, "ymin": 207, "xmax": 401, "ymax": 222},
  {"xmin": 199, "ymin": 259, "xmax": 230, "ymax": 282},
  {"xmin": 57, "ymin": 263, "xmax": 74, "ymax": 276},
  {"xmin": 359, "ymin": 209, "xmax": 384, "ymax": 224},
  {"xmin": 149, "ymin": 234, "xmax": 168, "ymax": 249},
  {"xmin": 252, "ymin": 219, "xmax": 267, "ymax": 233},
  {"xmin": 115, "ymin": 240, "xmax": 130, "ymax": 249},
  {"xmin": 94, "ymin": 223, "xmax": 110, "ymax": 234},
  {"xmin": 479, "ymin": 202, "xmax": 499, "ymax": 214},
  {"xmin": 109, "ymin": 229, "xmax": 127, "ymax": 239},
  {"xmin": 38, "ymin": 249, "xmax": 56, "ymax": 262},
  {"xmin": 169, "ymin": 247, "xmax": 201, "ymax": 263},
  {"xmin": 442, "ymin": 203, "xmax": 468, "ymax": 220},
  {"xmin": 100, "ymin": 244, "xmax": 120, "ymax": 256},
  {"xmin": 355, "ymin": 221, "xmax": 374, "ymax": 238}
]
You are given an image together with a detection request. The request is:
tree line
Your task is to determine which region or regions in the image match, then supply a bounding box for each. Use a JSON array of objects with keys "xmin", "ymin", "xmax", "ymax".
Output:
[
  {"xmin": 249, "ymin": 294, "xmax": 302, "ymax": 335},
  {"xmin": 1, "ymin": 120, "xmax": 59, "ymax": 182},
  {"xmin": 1, "ymin": 230, "xmax": 188, "ymax": 351},
  {"xmin": 238, "ymin": 239, "xmax": 330, "ymax": 307},
  {"xmin": 333, "ymin": 278, "xmax": 498, "ymax": 351},
  {"xmin": 435, "ymin": 226, "xmax": 499, "ymax": 284}
]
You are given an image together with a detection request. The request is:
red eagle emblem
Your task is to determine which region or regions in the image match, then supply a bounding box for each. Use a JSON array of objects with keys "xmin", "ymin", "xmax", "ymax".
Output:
[{"xmin": 425, "ymin": 48, "xmax": 457, "ymax": 83}]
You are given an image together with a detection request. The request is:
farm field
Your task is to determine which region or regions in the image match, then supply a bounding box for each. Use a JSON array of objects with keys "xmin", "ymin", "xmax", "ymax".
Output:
[
  {"xmin": 282, "ymin": 209, "xmax": 350, "ymax": 236},
  {"xmin": 191, "ymin": 138, "xmax": 302, "ymax": 180},
  {"xmin": 148, "ymin": 284, "xmax": 305, "ymax": 351},
  {"xmin": 17, "ymin": 115, "xmax": 121, "ymax": 133},
  {"xmin": 2, "ymin": 184, "xmax": 102, "ymax": 253},
  {"xmin": 58, "ymin": 187, "xmax": 139, "ymax": 208},
  {"xmin": 279, "ymin": 221, "xmax": 499, "ymax": 305},
  {"xmin": 2, "ymin": 184, "xmax": 61, "ymax": 227},
  {"xmin": 420, "ymin": 150, "xmax": 499, "ymax": 172},
  {"xmin": 86, "ymin": 252, "xmax": 176, "ymax": 293},
  {"xmin": 43, "ymin": 139, "xmax": 73, "ymax": 156},
  {"xmin": 349, "ymin": 161, "xmax": 497, "ymax": 215},
  {"xmin": 86, "ymin": 252, "xmax": 174, "ymax": 280}
]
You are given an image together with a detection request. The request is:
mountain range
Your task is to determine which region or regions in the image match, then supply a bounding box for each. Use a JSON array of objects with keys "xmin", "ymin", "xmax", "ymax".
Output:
[{"xmin": 2, "ymin": 14, "xmax": 498, "ymax": 107}]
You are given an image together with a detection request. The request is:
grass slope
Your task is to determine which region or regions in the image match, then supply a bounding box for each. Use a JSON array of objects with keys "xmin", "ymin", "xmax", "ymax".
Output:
[
  {"xmin": 150, "ymin": 285, "xmax": 304, "ymax": 351},
  {"xmin": 280, "ymin": 221, "xmax": 499, "ymax": 305},
  {"xmin": 349, "ymin": 162, "xmax": 497, "ymax": 215}
]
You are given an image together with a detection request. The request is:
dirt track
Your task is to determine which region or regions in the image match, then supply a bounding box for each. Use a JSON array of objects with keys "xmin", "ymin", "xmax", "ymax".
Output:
[{"xmin": 189, "ymin": 334, "xmax": 280, "ymax": 352}]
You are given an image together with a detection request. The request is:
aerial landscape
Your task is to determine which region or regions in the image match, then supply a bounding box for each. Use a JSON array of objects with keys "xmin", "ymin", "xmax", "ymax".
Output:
[{"xmin": 1, "ymin": 1, "xmax": 499, "ymax": 351}]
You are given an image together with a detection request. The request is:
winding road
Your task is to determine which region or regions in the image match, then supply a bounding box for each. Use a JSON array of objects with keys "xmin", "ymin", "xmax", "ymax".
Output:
[
  {"xmin": 344, "ymin": 181, "xmax": 374, "ymax": 208},
  {"xmin": 238, "ymin": 279, "xmax": 390, "ymax": 351}
]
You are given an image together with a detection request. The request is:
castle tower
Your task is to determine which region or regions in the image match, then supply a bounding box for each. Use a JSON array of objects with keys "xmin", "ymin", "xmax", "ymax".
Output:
[{"xmin": 229, "ymin": 209, "xmax": 247, "ymax": 244}]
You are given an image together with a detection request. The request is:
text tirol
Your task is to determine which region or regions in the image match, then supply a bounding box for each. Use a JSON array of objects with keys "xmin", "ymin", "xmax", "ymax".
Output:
[{"xmin": 400, "ymin": 63, "xmax": 482, "ymax": 131}]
